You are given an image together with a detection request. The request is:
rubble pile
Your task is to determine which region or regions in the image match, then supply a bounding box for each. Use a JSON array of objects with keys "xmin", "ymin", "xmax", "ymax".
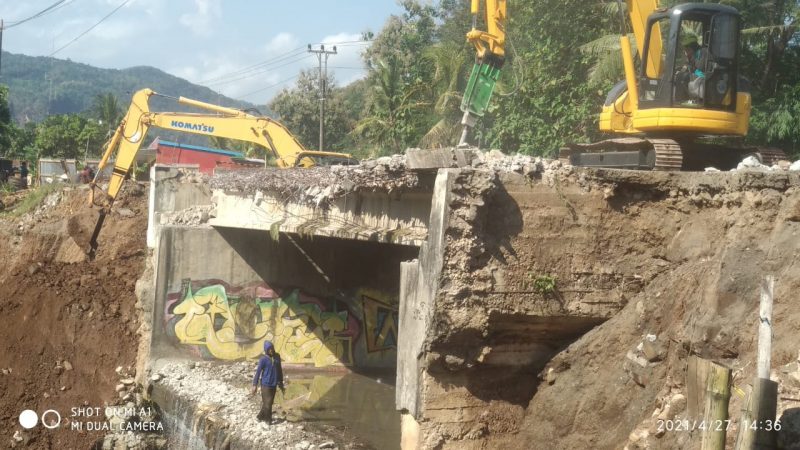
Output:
[
  {"xmin": 473, "ymin": 149, "xmax": 558, "ymax": 174},
  {"xmin": 97, "ymin": 365, "xmax": 166, "ymax": 450},
  {"xmin": 208, "ymin": 150, "xmax": 583, "ymax": 208},
  {"xmin": 210, "ymin": 155, "xmax": 420, "ymax": 205},
  {"xmin": 159, "ymin": 205, "xmax": 215, "ymax": 226},
  {"xmin": 153, "ymin": 361, "xmax": 347, "ymax": 450}
]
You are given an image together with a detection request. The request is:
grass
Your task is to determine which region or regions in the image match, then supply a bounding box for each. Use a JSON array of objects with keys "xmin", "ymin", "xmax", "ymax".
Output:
[{"xmin": 1, "ymin": 183, "xmax": 63, "ymax": 218}]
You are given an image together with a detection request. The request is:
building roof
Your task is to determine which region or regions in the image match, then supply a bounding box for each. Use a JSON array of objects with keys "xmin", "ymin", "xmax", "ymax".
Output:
[{"xmin": 154, "ymin": 138, "xmax": 244, "ymax": 157}]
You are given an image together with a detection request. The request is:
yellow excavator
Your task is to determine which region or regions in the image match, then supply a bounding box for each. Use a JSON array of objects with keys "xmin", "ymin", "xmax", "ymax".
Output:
[
  {"xmin": 460, "ymin": 0, "xmax": 784, "ymax": 170},
  {"xmin": 83, "ymin": 88, "xmax": 357, "ymax": 256}
]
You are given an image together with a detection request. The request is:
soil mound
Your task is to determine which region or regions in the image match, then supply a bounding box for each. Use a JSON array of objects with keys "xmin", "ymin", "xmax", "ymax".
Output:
[{"xmin": 0, "ymin": 183, "xmax": 147, "ymax": 449}]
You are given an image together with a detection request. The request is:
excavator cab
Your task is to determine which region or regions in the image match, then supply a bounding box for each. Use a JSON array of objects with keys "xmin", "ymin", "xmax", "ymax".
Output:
[
  {"xmin": 639, "ymin": 3, "xmax": 742, "ymax": 112},
  {"xmin": 565, "ymin": 2, "xmax": 768, "ymax": 170}
]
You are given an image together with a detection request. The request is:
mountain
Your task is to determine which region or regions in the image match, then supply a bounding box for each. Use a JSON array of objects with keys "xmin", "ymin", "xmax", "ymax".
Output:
[{"xmin": 0, "ymin": 51, "xmax": 262, "ymax": 124}]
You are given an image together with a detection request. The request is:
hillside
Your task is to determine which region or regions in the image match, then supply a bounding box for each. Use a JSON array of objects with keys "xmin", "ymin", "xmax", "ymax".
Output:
[{"xmin": 0, "ymin": 51, "xmax": 261, "ymax": 124}]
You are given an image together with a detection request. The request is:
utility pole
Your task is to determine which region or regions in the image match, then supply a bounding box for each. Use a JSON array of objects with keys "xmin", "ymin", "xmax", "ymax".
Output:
[
  {"xmin": 0, "ymin": 19, "xmax": 4, "ymax": 82},
  {"xmin": 307, "ymin": 44, "xmax": 336, "ymax": 152}
]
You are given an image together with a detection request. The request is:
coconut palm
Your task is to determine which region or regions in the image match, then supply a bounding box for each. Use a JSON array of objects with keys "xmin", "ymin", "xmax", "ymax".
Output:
[
  {"xmin": 352, "ymin": 56, "xmax": 428, "ymax": 155},
  {"xmin": 418, "ymin": 42, "xmax": 470, "ymax": 148},
  {"xmin": 91, "ymin": 93, "xmax": 123, "ymax": 130}
]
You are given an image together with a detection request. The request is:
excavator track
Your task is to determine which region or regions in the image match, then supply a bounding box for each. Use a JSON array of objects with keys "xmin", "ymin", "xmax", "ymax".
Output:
[
  {"xmin": 753, "ymin": 148, "xmax": 789, "ymax": 166},
  {"xmin": 559, "ymin": 139, "xmax": 789, "ymax": 172},
  {"xmin": 649, "ymin": 139, "xmax": 683, "ymax": 171},
  {"xmin": 559, "ymin": 137, "xmax": 684, "ymax": 171}
]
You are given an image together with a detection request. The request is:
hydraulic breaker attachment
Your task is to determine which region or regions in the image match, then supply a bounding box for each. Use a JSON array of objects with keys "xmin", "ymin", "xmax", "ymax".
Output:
[{"xmin": 459, "ymin": 62, "xmax": 501, "ymax": 145}]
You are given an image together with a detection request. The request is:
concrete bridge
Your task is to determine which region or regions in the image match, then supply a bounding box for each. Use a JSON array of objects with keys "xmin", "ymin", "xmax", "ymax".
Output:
[{"xmin": 140, "ymin": 151, "xmax": 649, "ymax": 449}]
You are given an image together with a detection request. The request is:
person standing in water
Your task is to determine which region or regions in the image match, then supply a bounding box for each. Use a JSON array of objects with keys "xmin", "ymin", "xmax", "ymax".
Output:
[{"xmin": 251, "ymin": 341, "xmax": 285, "ymax": 424}]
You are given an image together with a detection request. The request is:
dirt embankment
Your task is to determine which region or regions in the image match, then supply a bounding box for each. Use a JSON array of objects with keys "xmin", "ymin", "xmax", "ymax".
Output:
[
  {"xmin": 512, "ymin": 170, "xmax": 800, "ymax": 449},
  {"xmin": 0, "ymin": 184, "xmax": 148, "ymax": 449}
]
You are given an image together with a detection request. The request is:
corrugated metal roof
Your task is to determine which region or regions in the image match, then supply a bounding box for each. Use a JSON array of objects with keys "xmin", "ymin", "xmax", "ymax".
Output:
[{"xmin": 157, "ymin": 139, "xmax": 243, "ymax": 157}]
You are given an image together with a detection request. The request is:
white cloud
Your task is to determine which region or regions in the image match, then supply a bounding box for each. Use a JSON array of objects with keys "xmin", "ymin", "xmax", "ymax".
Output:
[
  {"xmin": 320, "ymin": 32, "xmax": 368, "ymax": 85},
  {"xmin": 179, "ymin": 0, "xmax": 222, "ymax": 36},
  {"xmin": 265, "ymin": 32, "xmax": 298, "ymax": 54},
  {"xmin": 168, "ymin": 52, "xmax": 286, "ymax": 103},
  {"xmin": 92, "ymin": 20, "xmax": 138, "ymax": 41}
]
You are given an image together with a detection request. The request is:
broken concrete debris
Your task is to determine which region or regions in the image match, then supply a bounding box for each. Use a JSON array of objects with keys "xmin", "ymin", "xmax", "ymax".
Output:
[
  {"xmin": 159, "ymin": 204, "xmax": 214, "ymax": 226},
  {"xmin": 210, "ymin": 153, "xmax": 420, "ymax": 206},
  {"xmin": 154, "ymin": 361, "xmax": 344, "ymax": 450}
]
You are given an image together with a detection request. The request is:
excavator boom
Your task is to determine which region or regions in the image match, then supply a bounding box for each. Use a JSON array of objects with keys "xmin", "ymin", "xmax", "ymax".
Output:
[{"xmin": 84, "ymin": 88, "xmax": 356, "ymax": 256}]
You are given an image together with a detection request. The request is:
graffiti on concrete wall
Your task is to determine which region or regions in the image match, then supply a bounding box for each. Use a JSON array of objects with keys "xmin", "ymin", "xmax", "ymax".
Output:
[
  {"xmin": 164, "ymin": 279, "xmax": 360, "ymax": 367},
  {"xmin": 361, "ymin": 292, "xmax": 398, "ymax": 353}
]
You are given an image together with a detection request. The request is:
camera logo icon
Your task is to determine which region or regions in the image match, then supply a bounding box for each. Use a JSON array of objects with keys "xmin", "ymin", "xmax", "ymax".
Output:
[{"xmin": 19, "ymin": 409, "xmax": 61, "ymax": 429}]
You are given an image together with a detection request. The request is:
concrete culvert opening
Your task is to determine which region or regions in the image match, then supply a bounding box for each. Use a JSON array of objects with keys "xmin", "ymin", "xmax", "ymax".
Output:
[{"xmin": 150, "ymin": 222, "xmax": 418, "ymax": 449}]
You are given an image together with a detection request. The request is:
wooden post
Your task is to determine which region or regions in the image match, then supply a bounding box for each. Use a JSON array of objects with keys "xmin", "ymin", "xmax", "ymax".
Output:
[
  {"xmin": 735, "ymin": 276, "xmax": 778, "ymax": 450},
  {"xmin": 687, "ymin": 356, "xmax": 712, "ymax": 420},
  {"xmin": 735, "ymin": 378, "xmax": 779, "ymax": 450},
  {"xmin": 757, "ymin": 276, "xmax": 774, "ymax": 380},
  {"xmin": 701, "ymin": 362, "xmax": 732, "ymax": 450}
]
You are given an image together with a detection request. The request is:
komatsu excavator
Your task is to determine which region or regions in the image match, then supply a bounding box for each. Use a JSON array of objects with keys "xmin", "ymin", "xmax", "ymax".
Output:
[
  {"xmin": 81, "ymin": 88, "xmax": 357, "ymax": 256},
  {"xmin": 459, "ymin": 0, "xmax": 784, "ymax": 170}
]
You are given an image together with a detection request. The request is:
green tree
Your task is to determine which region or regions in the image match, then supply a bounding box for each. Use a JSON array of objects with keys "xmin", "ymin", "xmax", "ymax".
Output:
[
  {"xmin": 480, "ymin": 0, "xmax": 607, "ymax": 155},
  {"xmin": 353, "ymin": 56, "xmax": 429, "ymax": 155},
  {"xmin": 90, "ymin": 92, "xmax": 123, "ymax": 131},
  {"xmin": 34, "ymin": 114, "xmax": 104, "ymax": 159},
  {"xmin": 9, "ymin": 123, "xmax": 38, "ymax": 160},
  {"xmin": 0, "ymin": 85, "xmax": 15, "ymax": 155},
  {"xmin": 732, "ymin": 0, "xmax": 800, "ymax": 153},
  {"xmin": 418, "ymin": 42, "xmax": 470, "ymax": 148},
  {"xmin": 269, "ymin": 70, "xmax": 351, "ymax": 152},
  {"xmin": 354, "ymin": 1, "xmax": 442, "ymax": 155}
]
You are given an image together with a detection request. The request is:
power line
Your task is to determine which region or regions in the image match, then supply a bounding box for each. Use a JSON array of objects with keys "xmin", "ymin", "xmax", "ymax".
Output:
[
  {"xmin": 197, "ymin": 46, "xmax": 306, "ymax": 84},
  {"xmin": 42, "ymin": 0, "xmax": 77, "ymax": 17},
  {"xmin": 308, "ymin": 44, "xmax": 337, "ymax": 152},
  {"xmin": 204, "ymin": 52, "xmax": 310, "ymax": 86},
  {"xmin": 48, "ymin": 0, "xmax": 130, "ymax": 57},
  {"xmin": 198, "ymin": 39, "xmax": 373, "ymax": 85},
  {"xmin": 239, "ymin": 74, "xmax": 302, "ymax": 99},
  {"xmin": 207, "ymin": 54, "xmax": 313, "ymax": 87},
  {"xmin": 4, "ymin": 0, "xmax": 67, "ymax": 29}
]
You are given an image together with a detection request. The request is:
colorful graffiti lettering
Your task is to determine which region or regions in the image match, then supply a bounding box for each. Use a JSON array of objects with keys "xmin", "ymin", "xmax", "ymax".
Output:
[
  {"xmin": 165, "ymin": 280, "xmax": 360, "ymax": 367},
  {"xmin": 361, "ymin": 293, "xmax": 398, "ymax": 353}
]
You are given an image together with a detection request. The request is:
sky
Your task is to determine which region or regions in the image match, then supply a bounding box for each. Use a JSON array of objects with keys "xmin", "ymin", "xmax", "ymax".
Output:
[{"xmin": 0, "ymin": 0, "xmax": 407, "ymax": 105}]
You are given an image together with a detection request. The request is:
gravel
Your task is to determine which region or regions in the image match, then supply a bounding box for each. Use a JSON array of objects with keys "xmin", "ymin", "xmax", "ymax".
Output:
[
  {"xmin": 154, "ymin": 361, "xmax": 345, "ymax": 450},
  {"xmin": 210, "ymin": 155, "xmax": 420, "ymax": 206}
]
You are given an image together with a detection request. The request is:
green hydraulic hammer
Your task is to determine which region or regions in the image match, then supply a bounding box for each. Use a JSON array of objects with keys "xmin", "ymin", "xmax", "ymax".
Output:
[{"xmin": 458, "ymin": 0, "xmax": 506, "ymax": 146}]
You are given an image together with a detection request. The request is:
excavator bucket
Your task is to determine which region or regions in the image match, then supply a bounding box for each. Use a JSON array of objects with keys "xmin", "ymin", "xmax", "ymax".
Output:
[{"xmin": 66, "ymin": 208, "xmax": 106, "ymax": 260}]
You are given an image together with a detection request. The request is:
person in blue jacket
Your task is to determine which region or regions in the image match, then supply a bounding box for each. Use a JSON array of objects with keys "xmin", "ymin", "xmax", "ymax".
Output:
[{"xmin": 251, "ymin": 340, "xmax": 285, "ymax": 424}]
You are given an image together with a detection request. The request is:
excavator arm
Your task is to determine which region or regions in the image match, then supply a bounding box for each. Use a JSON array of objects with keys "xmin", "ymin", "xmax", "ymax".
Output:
[{"xmin": 84, "ymin": 88, "xmax": 355, "ymax": 256}]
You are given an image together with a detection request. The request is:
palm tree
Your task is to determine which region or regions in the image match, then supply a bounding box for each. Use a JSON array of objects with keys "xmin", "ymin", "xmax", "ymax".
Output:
[
  {"xmin": 91, "ymin": 93, "xmax": 123, "ymax": 131},
  {"xmin": 418, "ymin": 42, "xmax": 469, "ymax": 148},
  {"xmin": 352, "ymin": 56, "xmax": 427, "ymax": 155}
]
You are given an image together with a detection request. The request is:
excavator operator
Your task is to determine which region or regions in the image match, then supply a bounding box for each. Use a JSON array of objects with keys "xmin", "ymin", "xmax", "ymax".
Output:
[{"xmin": 676, "ymin": 35, "xmax": 708, "ymax": 102}]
